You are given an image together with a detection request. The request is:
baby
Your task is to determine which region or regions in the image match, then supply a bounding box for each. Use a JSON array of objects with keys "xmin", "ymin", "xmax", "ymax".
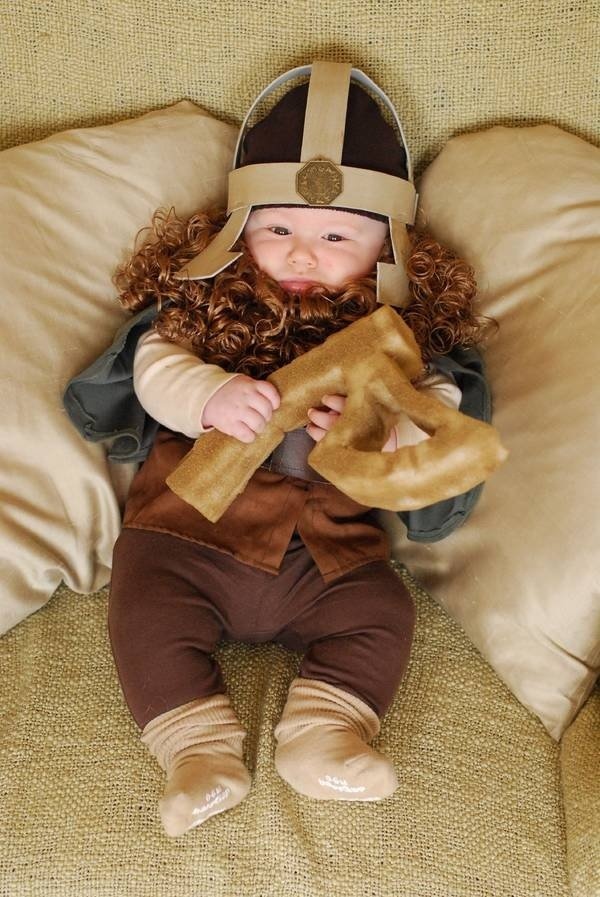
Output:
[{"xmin": 106, "ymin": 62, "xmax": 487, "ymax": 837}]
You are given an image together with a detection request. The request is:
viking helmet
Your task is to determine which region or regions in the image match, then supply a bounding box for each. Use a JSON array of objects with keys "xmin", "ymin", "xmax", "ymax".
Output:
[{"xmin": 176, "ymin": 61, "xmax": 418, "ymax": 308}]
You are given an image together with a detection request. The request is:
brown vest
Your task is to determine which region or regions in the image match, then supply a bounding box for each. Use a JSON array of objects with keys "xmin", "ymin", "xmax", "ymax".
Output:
[{"xmin": 123, "ymin": 427, "xmax": 389, "ymax": 581}]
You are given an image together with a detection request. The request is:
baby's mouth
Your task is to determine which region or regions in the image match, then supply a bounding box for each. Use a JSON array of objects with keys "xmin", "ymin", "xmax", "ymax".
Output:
[{"xmin": 279, "ymin": 279, "xmax": 317, "ymax": 293}]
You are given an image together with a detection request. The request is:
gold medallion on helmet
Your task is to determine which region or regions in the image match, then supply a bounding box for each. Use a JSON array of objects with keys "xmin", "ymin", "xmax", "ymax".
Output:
[{"xmin": 296, "ymin": 158, "xmax": 343, "ymax": 205}]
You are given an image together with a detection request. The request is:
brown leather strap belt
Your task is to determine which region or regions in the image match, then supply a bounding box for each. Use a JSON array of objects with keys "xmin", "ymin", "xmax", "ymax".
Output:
[{"xmin": 260, "ymin": 428, "xmax": 327, "ymax": 483}]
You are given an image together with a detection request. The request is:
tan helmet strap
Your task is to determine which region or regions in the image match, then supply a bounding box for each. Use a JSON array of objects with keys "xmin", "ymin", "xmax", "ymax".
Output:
[
  {"xmin": 377, "ymin": 260, "xmax": 410, "ymax": 308},
  {"xmin": 376, "ymin": 218, "xmax": 413, "ymax": 307},
  {"xmin": 173, "ymin": 206, "xmax": 250, "ymax": 280},
  {"xmin": 300, "ymin": 61, "xmax": 352, "ymax": 163},
  {"xmin": 227, "ymin": 163, "xmax": 416, "ymax": 222}
]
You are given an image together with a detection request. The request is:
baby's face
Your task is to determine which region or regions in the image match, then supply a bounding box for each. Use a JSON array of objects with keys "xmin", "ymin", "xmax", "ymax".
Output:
[{"xmin": 243, "ymin": 206, "xmax": 388, "ymax": 292}]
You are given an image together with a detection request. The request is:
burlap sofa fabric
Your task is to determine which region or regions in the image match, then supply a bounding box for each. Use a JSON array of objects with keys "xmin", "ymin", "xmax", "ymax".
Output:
[
  {"xmin": 560, "ymin": 687, "xmax": 600, "ymax": 897},
  {"xmin": 1, "ymin": 1, "xmax": 598, "ymax": 172},
  {"xmin": 0, "ymin": 572, "xmax": 569, "ymax": 897}
]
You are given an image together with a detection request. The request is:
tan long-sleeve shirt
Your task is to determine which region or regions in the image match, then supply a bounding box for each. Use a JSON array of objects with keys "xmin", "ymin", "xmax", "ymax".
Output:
[{"xmin": 133, "ymin": 329, "xmax": 462, "ymax": 445}]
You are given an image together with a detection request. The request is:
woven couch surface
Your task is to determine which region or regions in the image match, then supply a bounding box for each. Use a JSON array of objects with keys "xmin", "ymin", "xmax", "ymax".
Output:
[
  {"xmin": 1, "ymin": 0, "xmax": 598, "ymax": 173},
  {"xmin": 0, "ymin": 569, "xmax": 568, "ymax": 897},
  {"xmin": 561, "ymin": 686, "xmax": 600, "ymax": 897}
]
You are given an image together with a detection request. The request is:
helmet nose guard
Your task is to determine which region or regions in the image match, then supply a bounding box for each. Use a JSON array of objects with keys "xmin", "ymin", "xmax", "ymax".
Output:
[{"xmin": 175, "ymin": 61, "xmax": 418, "ymax": 308}]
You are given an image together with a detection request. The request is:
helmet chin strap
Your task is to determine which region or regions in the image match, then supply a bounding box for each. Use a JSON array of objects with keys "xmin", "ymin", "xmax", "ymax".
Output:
[
  {"xmin": 175, "ymin": 207, "xmax": 249, "ymax": 281},
  {"xmin": 377, "ymin": 217, "xmax": 413, "ymax": 309},
  {"xmin": 175, "ymin": 61, "xmax": 418, "ymax": 308}
]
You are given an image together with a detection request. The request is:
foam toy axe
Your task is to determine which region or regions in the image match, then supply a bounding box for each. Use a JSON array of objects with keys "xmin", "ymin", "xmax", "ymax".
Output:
[{"xmin": 166, "ymin": 306, "xmax": 507, "ymax": 522}]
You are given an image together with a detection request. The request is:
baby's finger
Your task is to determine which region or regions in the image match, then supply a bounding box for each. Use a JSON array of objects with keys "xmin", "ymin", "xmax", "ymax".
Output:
[
  {"xmin": 321, "ymin": 394, "xmax": 346, "ymax": 412},
  {"xmin": 247, "ymin": 391, "xmax": 276, "ymax": 424},
  {"xmin": 254, "ymin": 380, "xmax": 281, "ymax": 410},
  {"xmin": 241, "ymin": 406, "xmax": 268, "ymax": 434},
  {"xmin": 229, "ymin": 421, "xmax": 257, "ymax": 443},
  {"xmin": 307, "ymin": 407, "xmax": 340, "ymax": 431},
  {"xmin": 305, "ymin": 422, "xmax": 326, "ymax": 443}
]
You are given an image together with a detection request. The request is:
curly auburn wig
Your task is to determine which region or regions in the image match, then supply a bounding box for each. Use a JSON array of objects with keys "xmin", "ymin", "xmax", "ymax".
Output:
[{"xmin": 115, "ymin": 207, "xmax": 494, "ymax": 380}]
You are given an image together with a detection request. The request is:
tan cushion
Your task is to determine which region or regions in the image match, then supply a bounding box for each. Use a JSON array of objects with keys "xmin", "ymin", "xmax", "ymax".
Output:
[
  {"xmin": 385, "ymin": 124, "xmax": 600, "ymax": 739},
  {"xmin": 0, "ymin": 102, "xmax": 236, "ymax": 634}
]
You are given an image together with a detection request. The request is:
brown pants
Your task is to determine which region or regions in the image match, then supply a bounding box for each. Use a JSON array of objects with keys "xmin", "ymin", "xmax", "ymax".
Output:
[{"xmin": 108, "ymin": 529, "xmax": 415, "ymax": 729}]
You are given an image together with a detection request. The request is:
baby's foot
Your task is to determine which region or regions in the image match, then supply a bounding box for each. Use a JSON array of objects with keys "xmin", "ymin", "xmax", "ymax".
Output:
[
  {"xmin": 160, "ymin": 754, "xmax": 251, "ymax": 836},
  {"xmin": 275, "ymin": 725, "xmax": 397, "ymax": 801}
]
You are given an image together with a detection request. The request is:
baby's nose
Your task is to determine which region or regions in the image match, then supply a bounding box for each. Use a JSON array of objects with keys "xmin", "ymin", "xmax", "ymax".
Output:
[{"xmin": 287, "ymin": 240, "xmax": 317, "ymax": 267}]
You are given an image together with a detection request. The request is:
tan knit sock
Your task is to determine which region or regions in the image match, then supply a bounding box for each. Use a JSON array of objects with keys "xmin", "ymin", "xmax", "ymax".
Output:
[
  {"xmin": 141, "ymin": 693, "xmax": 251, "ymax": 836},
  {"xmin": 274, "ymin": 678, "xmax": 398, "ymax": 801}
]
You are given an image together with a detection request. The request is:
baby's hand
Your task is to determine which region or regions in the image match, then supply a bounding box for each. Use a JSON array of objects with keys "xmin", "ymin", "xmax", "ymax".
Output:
[
  {"xmin": 201, "ymin": 374, "xmax": 280, "ymax": 443},
  {"xmin": 306, "ymin": 394, "xmax": 397, "ymax": 452},
  {"xmin": 306, "ymin": 395, "xmax": 346, "ymax": 442}
]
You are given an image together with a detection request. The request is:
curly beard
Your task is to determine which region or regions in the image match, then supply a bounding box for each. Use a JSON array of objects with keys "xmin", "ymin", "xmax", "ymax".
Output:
[
  {"xmin": 114, "ymin": 207, "xmax": 491, "ymax": 379},
  {"xmin": 154, "ymin": 251, "xmax": 379, "ymax": 379}
]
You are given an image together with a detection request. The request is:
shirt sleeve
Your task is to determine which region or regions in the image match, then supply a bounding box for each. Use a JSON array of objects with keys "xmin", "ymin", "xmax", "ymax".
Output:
[
  {"xmin": 392, "ymin": 369, "xmax": 462, "ymax": 448},
  {"xmin": 134, "ymin": 330, "xmax": 463, "ymax": 446},
  {"xmin": 133, "ymin": 329, "xmax": 238, "ymax": 438}
]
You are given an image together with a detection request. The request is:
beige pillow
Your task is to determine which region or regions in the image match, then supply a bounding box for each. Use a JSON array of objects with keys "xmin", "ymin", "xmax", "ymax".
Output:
[
  {"xmin": 0, "ymin": 102, "xmax": 237, "ymax": 635},
  {"xmin": 385, "ymin": 124, "xmax": 600, "ymax": 739}
]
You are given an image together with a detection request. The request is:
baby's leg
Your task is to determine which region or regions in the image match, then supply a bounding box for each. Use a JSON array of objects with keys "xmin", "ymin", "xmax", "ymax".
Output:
[
  {"xmin": 275, "ymin": 677, "xmax": 396, "ymax": 800},
  {"xmin": 141, "ymin": 694, "xmax": 251, "ymax": 836},
  {"xmin": 275, "ymin": 561, "xmax": 414, "ymax": 801},
  {"xmin": 109, "ymin": 529, "xmax": 250, "ymax": 835}
]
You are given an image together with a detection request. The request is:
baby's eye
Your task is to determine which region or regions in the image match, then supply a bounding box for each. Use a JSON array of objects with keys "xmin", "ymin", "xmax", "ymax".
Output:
[
  {"xmin": 269, "ymin": 226, "xmax": 290, "ymax": 236},
  {"xmin": 324, "ymin": 233, "xmax": 345, "ymax": 242}
]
